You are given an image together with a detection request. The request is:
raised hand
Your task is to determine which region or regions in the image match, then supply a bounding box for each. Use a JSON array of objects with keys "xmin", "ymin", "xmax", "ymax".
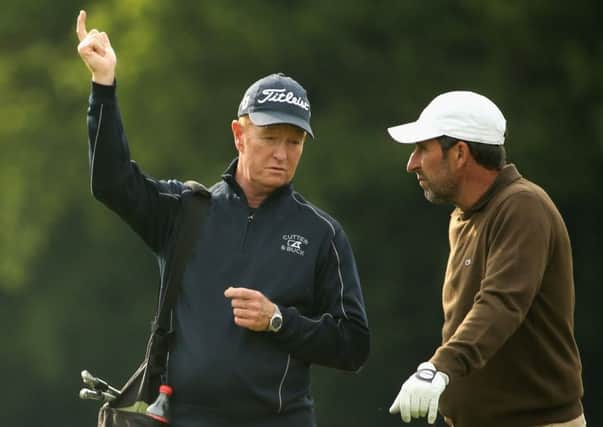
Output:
[{"xmin": 76, "ymin": 10, "xmax": 117, "ymax": 85}]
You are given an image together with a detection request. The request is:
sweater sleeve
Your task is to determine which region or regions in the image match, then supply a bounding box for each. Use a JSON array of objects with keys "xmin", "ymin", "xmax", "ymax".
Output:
[
  {"xmin": 87, "ymin": 82, "xmax": 182, "ymax": 254},
  {"xmin": 430, "ymin": 191, "xmax": 552, "ymax": 379},
  {"xmin": 274, "ymin": 224, "xmax": 370, "ymax": 372}
]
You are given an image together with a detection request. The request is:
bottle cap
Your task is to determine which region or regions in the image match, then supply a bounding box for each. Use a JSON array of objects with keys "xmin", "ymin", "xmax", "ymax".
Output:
[{"xmin": 159, "ymin": 384, "xmax": 173, "ymax": 396}]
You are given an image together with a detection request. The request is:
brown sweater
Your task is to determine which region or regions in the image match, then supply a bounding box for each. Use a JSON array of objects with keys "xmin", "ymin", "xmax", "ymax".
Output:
[{"xmin": 430, "ymin": 165, "xmax": 583, "ymax": 427}]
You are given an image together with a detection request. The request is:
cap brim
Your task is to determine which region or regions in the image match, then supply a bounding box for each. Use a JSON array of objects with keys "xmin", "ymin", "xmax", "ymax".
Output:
[
  {"xmin": 249, "ymin": 111, "xmax": 314, "ymax": 139},
  {"xmin": 387, "ymin": 121, "xmax": 442, "ymax": 144}
]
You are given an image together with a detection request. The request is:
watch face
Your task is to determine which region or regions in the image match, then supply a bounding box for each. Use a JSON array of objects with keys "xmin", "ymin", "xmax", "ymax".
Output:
[{"xmin": 270, "ymin": 316, "xmax": 283, "ymax": 332}]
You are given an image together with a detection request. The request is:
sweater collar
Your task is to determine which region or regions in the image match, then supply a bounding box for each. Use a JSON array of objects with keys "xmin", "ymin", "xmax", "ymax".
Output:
[{"xmin": 459, "ymin": 164, "xmax": 522, "ymax": 219}]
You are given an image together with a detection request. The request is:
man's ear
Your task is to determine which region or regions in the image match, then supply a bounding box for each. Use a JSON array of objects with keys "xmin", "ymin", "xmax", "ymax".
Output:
[
  {"xmin": 456, "ymin": 141, "xmax": 470, "ymax": 166},
  {"xmin": 231, "ymin": 119, "xmax": 244, "ymax": 153}
]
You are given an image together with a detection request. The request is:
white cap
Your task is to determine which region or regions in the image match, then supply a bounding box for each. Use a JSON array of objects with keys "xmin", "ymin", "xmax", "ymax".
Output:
[{"xmin": 387, "ymin": 91, "xmax": 506, "ymax": 145}]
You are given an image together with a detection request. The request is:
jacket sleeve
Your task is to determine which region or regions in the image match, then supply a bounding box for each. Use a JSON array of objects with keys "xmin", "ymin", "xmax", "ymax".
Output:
[
  {"xmin": 274, "ymin": 224, "xmax": 370, "ymax": 372},
  {"xmin": 430, "ymin": 191, "xmax": 553, "ymax": 380},
  {"xmin": 87, "ymin": 82, "xmax": 182, "ymax": 254}
]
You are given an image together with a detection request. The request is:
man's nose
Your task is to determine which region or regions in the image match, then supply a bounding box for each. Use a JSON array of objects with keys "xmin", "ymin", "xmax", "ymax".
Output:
[
  {"xmin": 406, "ymin": 149, "xmax": 419, "ymax": 173},
  {"xmin": 273, "ymin": 141, "xmax": 287, "ymax": 160}
]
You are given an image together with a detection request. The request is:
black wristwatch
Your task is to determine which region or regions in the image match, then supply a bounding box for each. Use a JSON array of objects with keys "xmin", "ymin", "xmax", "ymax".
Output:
[{"xmin": 268, "ymin": 305, "xmax": 283, "ymax": 333}]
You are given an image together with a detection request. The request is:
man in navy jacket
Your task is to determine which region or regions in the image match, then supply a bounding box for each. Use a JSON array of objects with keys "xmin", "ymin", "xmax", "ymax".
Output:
[{"xmin": 76, "ymin": 10, "xmax": 369, "ymax": 427}]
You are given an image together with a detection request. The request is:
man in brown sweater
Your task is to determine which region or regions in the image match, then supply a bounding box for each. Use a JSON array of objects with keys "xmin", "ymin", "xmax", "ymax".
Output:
[{"xmin": 386, "ymin": 91, "xmax": 585, "ymax": 427}]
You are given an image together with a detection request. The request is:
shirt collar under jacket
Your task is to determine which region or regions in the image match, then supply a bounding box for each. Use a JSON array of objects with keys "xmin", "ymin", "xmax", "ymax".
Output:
[
  {"xmin": 458, "ymin": 163, "xmax": 522, "ymax": 220},
  {"xmin": 221, "ymin": 157, "xmax": 294, "ymax": 206}
]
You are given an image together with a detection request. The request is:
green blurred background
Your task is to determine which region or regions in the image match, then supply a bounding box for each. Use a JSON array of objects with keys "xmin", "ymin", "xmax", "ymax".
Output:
[{"xmin": 1, "ymin": 1, "xmax": 601, "ymax": 426}]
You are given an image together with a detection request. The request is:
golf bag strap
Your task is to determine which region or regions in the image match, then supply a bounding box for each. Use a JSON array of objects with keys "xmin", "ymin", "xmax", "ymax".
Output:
[{"xmin": 155, "ymin": 181, "xmax": 211, "ymax": 332}]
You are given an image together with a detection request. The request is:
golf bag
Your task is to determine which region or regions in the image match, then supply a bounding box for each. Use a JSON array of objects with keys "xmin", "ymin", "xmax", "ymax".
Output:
[{"xmin": 96, "ymin": 183, "xmax": 211, "ymax": 427}]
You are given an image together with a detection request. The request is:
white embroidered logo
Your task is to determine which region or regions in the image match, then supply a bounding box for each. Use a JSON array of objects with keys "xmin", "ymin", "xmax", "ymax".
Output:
[
  {"xmin": 257, "ymin": 88, "xmax": 310, "ymax": 111},
  {"xmin": 281, "ymin": 234, "xmax": 309, "ymax": 256},
  {"xmin": 240, "ymin": 95, "xmax": 250, "ymax": 110}
]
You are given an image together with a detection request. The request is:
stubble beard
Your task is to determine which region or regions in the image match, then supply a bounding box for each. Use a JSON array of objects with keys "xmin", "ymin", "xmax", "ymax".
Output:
[{"xmin": 422, "ymin": 174, "xmax": 458, "ymax": 205}]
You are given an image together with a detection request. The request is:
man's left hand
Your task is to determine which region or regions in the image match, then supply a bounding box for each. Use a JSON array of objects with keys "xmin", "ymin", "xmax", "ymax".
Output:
[
  {"xmin": 389, "ymin": 362, "xmax": 449, "ymax": 424},
  {"xmin": 224, "ymin": 287, "xmax": 276, "ymax": 332}
]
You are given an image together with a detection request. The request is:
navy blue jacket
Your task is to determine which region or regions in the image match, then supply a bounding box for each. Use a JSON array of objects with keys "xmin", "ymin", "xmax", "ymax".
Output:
[{"xmin": 87, "ymin": 83, "xmax": 370, "ymax": 426}]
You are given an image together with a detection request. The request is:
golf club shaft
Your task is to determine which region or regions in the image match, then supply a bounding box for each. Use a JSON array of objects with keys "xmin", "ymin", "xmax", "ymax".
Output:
[{"xmin": 79, "ymin": 387, "xmax": 117, "ymax": 402}]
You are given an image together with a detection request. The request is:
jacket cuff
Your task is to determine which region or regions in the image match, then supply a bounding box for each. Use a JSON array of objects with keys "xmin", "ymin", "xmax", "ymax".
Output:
[
  {"xmin": 90, "ymin": 81, "xmax": 117, "ymax": 104},
  {"xmin": 429, "ymin": 347, "xmax": 461, "ymax": 381},
  {"xmin": 272, "ymin": 306, "xmax": 300, "ymax": 343}
]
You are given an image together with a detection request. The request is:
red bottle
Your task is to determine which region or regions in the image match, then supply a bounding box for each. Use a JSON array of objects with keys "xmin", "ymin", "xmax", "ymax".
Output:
[{"xmin": 146, "ymin": 384, "xmax": 173, "ymax": 423}]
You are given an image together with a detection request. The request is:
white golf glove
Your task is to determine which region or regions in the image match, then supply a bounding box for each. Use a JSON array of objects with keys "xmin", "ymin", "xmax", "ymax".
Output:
[{"xmin": 389, "ymin": 362, "xmax": 449, "ymax": 424}]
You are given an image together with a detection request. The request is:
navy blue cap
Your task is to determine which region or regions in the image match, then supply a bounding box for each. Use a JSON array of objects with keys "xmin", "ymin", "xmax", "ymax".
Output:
[{"xmin": 237, "ymin": 73, "xmax": 314, "ymax": 138}]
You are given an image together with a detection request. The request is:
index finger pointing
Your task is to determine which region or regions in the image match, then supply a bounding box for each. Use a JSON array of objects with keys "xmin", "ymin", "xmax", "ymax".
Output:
[
  {"xmin": 76, "ymin": 10, "xmax": 88, "ymax": 42},
  {"xmin": 224, "ymin": 287, "xmax": 257, "ymax": 300}
]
